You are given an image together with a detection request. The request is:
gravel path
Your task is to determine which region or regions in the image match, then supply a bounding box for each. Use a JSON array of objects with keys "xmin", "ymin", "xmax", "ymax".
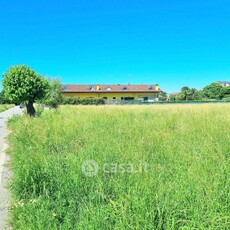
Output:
[{"xmin": 0, "ymin": 106, "xmax": 23, "ymax": 230}]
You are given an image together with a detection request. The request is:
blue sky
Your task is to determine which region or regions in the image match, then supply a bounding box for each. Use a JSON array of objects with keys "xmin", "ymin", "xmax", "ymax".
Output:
[{"xmin": 0, "ymin": 0, "xmax": 230, "ymax": 92}]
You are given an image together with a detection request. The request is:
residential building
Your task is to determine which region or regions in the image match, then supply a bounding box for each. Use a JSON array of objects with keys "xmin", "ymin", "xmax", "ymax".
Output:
[
  {"xmin": 216, "ymin": 81, "xmax": 230, "ymax": 87},
  {"xmin": 62, "ymin": 84, "xmax": 162, "ymax": 101}
]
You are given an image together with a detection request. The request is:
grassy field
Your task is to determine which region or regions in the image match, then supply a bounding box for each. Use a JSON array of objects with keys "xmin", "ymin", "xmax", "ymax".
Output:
[
  {"xmin": 0, "ymin": 104, "xmax": 14, "ymax": 112},
  {"xmin": 7, "ymin": 105, "xmax": 230, "ymax": 229}
]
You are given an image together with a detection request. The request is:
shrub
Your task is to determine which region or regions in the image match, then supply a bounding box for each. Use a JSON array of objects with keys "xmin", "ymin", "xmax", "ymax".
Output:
[
  {"xmin": 62, "ymin": 97, "xmax": 105, "ymax": 105},
  {"xmin": 222, "ymin": 97, "xmax": 230, "ymax": 102},
  {"xmin": 42, "ymin": 79, "xmax": 63, "ymax": 109}
]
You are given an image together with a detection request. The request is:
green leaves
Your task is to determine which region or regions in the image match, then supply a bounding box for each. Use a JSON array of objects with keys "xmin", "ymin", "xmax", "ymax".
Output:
[
  {"xmin": 203, "ymin": 82, "xmax": 224, "ymax": 100},
  {"xmin": 2, "ymin": 65, "xmax": 49, "ymax": 104},
  {"xmin": 41, "ymin": 79, "xmax": 63, "ymax": 109},
  {"xmin": 221, "ymin": 85, "xmax": 230, "ymax": 96}
]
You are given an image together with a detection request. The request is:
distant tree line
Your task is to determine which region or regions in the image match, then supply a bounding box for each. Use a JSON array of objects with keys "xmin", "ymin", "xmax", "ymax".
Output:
[{"xmin": 159, "ymin": 82, "xmax": 230, "ymax": 102}]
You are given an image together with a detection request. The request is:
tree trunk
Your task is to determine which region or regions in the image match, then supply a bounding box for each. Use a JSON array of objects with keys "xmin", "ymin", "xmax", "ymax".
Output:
[{"xmin": 26, "ymin": 100, "xmax": 35, "ymax": 117}]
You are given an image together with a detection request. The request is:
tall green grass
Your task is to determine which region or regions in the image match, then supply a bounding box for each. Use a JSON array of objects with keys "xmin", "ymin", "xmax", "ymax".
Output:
[
  {"xmin": 0, "ymin": 104, "xmax": 14, "ymax": 112},
  {"xmin": 8, "ymin": 105, "xmax": 230, "ymax": 229}
]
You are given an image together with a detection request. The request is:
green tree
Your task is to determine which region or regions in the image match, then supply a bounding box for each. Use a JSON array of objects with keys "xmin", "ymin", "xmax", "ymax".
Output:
[
  {"xmin": 169, "ymin": 94, "xmax": 176, "ymax": 101},
  {"xmin": 43, "ymin": 78, "xmax": 63, "ymax": 108},
  {"xmin": 193, "ymin": 90, "xmax": 204, "ymax": 100},
  {"xmin": 221, "ymin": 86, "xmax": 230, "ymax": 96},
  {"xmin": 158, "ymin": 92, "xmax": 168, "ymax": 101},
  {"xmin": 203, "ymin": 82, "xmax": 224, "ymax": 100},
  {"xmin": 0, "ymin": 91, "xmax": 10, "ymax": 104},
  {"xmin": 180, "ymin": 86, "xmax": 196, "ymax": 101},
  {"xmin": 188, "ymin": 88, "xmax": 197, "ymax": 100},
  {"xmin": 2, "ymin": 65, "xmax": 49, "ymax": 116},
  {"xmin": 181, "ymin": 86, "xmax": 190, "ymax": 92},
  {"xmin": 175, "ymin": 93, "xmax": 185, "ymax": 101}
]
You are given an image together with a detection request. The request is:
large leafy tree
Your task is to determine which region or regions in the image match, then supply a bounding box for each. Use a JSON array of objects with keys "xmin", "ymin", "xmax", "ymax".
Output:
[
  {"xmin": 42, "ymin": 78, "xmax": 63, "ymax": 108},
  {"xmin": 176, "ymin": 87, "xmax": 198, "ymax": 101},
  {"xmin": 222, "ymin": 86, "xmax": 230, "ymax": 97},
  {"xmin": 2, "ymin": 65, "xmax": 49, "ymax": 116},
  {"xmin": 193, "ymin": 90, "xmax": 204, "ymax": 100},
  {"xmin": 203, "ymin": 82, "xmax": 224, "ymax": 100},
  {"xmin": 180, "ymin": 86, "xmax": 190, "ymax": 101}
]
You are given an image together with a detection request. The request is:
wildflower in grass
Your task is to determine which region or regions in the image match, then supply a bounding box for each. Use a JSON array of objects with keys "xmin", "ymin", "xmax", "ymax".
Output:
[{"xmin": 29, "ymin": 199, "xmax": 37, "ymax": 204}]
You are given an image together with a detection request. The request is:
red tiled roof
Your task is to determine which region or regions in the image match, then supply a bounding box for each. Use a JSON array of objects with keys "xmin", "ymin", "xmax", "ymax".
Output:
[{"xmin": 62, "ymin": 84, "xmax": 162, "ymax": 92}]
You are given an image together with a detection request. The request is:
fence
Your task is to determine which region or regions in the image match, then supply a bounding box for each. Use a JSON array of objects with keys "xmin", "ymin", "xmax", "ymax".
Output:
[{"xmin": 105, "ymin": 100, "xmax": 230, "ymax": 105}]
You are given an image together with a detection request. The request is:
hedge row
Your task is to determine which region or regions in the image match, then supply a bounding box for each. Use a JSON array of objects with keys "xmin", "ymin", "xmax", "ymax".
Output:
[
  {"xmin": 62, "ymin": 97, "xmax": 105, "ymax": 105},
  {"xmin": 62, "ymin": 97, "xmax": 230, "ymax": 105}
]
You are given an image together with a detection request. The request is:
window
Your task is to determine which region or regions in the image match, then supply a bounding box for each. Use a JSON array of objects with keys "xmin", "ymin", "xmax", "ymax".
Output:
[
  {"xmin": 88, "ymin": 86, "xmax": 95, "ymax": 91},
  {"xmin": 148, "ymin": 86, "xmax": 153, "ymax": 90},
  {"xmin": 124, "ymin": 97, "xmax": 134, "ymax": 101},
  {"xmin": 103, "ymin": 97, "xmax": 107, "ymax": 99},
  {"xmin": 63, "ymin": 86, "xmax": 69, "ymax": 91},
  {"xmin": 113, "ymin": 97, "xmax": 116, "ymax": 99},
  {"xmin": 106, "ymin": 86, "xmax": 112, "ymax": 91},
  {"xmin": 122, "ymin": 86, "xmax": 128, "ymax": 90}
]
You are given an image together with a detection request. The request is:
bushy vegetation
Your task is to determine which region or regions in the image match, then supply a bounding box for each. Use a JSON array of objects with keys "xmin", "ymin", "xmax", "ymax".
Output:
[
  {"xmin": 168, "ymin": 83, "xmax": 230, "ymax": 102},
  {"xmin": 42, "ymin": 79, "xmax": 64, "ymax": 109},
  {"xmin": 62, "ymin": 97, "xmax": 105, "ymax": 105},
  {"xmin": 0, "ymin": 91, "xmax": 11, "ymax": 104},
  {"xmin": 222, "ymin": 96, "xmax": 230, "ymax": 102},
  {"xmin": 2, "ymin": 65, "xmax": 65, "ymax": 115},
  {"xmin": 7, "ymin": 105, "xmax": 230, "ymax": 229},
  {"xmin": 2, "ymin": 65, "xmax": 49, "ymax": 116},
  {"xmin": 0, "ymin": 104, "xmax": 14, "ymax": 112}
]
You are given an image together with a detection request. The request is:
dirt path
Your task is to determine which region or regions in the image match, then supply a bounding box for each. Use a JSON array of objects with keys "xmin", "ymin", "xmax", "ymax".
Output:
[{"xmin": 0, "ymin": 106, "xmax": 22, "ymax": 230}]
